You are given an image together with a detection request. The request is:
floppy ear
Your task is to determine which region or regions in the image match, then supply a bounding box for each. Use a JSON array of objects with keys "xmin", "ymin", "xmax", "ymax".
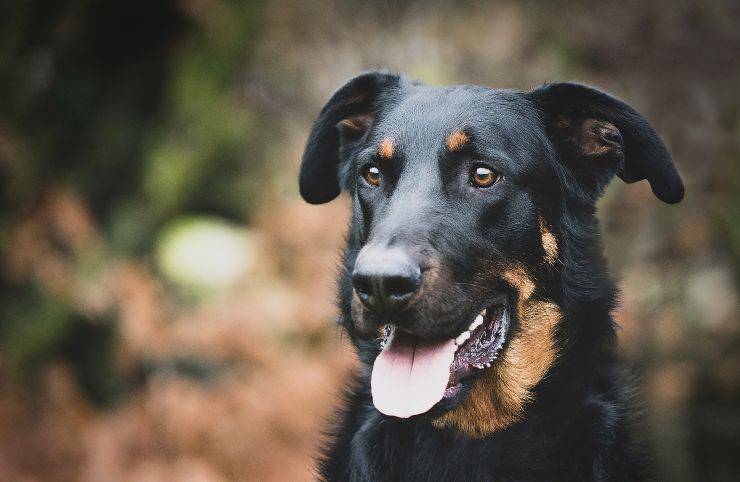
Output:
[
  {"xmin": 299, "ymin": 71, "xmax": 402, "ymax": 204},
  {"xmin": 529, "ymin": 82, "xmax": 684, "ymax": 204}
]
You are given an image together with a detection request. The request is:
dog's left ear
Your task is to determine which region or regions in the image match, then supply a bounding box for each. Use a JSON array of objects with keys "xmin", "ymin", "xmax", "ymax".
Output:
[
  {"xmin": 300, "ymin": 71, "xmax": 403, "ymax": 204},
  {"xmin": 529, "ymin": 82, "xmax": 684, "ymax": 204}
]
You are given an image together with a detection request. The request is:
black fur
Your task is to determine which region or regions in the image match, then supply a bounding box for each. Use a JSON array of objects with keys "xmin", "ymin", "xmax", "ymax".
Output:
[{"xmin": 300, "ymin": 72, "xmax": 683, "ymax": 481}]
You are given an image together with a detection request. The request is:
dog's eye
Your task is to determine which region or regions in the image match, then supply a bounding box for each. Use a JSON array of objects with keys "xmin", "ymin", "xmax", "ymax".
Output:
[
  {"xmin": 361, "ymin": 164, "xmax": 381, "ymax": 187},
  {"xmin": 470, "ymin": 163, "xmax": 500, "ymax": 188}
]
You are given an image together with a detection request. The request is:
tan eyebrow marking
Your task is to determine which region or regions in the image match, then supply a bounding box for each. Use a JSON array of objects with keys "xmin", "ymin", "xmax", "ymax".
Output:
[
  {"xmin": 379, "ymin": 137, "xmax": 395, "ymax": 159},
  {"xmin": 446, "ymin": 130, "xmax": 470, "ymax": 152}
]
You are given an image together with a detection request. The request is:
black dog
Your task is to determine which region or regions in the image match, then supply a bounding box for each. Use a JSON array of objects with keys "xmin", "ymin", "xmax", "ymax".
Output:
[{"xmin": 299, "ymin": 72, "xmax": 683, "ymax": 481}]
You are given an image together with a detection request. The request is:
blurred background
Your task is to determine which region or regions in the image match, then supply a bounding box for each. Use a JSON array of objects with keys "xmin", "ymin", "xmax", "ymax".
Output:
[{"xmin": 0, "ymin": 0, "xmax": 738, "ymax": 480}]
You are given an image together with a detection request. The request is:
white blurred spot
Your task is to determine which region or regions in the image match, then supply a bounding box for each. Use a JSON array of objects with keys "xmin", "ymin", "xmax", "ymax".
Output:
[
  {"xmin": 156, "ymin": 217, "xmax": 256, "ymax": 292},
  {"xmin": 686, "ymin": 262, "xmax": 737, "ymax": 328}
]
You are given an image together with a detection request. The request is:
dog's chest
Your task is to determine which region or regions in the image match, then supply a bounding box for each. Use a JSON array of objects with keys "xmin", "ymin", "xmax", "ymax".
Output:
[{"xmin": 347, "ymin": 411, "xmax": 503, "ymax": 482}]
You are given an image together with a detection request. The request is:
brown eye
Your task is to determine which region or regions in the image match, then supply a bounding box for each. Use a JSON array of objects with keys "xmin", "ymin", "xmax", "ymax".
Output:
[
  {"xmin": 470, "ymin": 164, "xmax": 500, "ymax": 188},
  {"xmin": 361, "ymin": 164, "xmax": 381, "ymax": 187}
]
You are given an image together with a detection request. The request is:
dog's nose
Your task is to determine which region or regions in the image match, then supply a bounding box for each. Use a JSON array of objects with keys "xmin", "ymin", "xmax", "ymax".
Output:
[{"xmin": 352, "ymin": 247, "xmax": 422, "ymax": 313}]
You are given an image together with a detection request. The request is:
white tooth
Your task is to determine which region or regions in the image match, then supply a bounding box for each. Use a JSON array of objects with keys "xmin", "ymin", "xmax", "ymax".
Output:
[
  {"xmin": 468, "ymin": 314, "xmax": 484, "ymax": 332},
  {"xmin": 455, "ymin": 331, "xmax": 471, "ymax": 345},
  {"xmin": 380, "ymin": 324, "xmax": 396, "ymax": 350},
  {"xmin": 485, "ymin": 363, "xmax": 491, "ymax": 368}
]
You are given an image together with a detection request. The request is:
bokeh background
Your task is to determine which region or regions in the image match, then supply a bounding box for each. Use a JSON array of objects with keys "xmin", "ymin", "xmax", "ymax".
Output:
[{"xmin": 1, "ymin": 0, "xmax": 739, "ymax": 480}]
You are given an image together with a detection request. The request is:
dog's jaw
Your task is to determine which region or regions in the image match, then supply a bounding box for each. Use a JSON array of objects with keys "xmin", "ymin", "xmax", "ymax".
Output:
[
  {"xmin": 371, "ymin": 305, "xmax": 511, "ymax": 419},
  {"xmin": 432, "ymin": 267, "xmax": 562, "ymax": 438},
  {"xmin": 357, "ymin": 260, "xmax": 565, "ymax": 438}
]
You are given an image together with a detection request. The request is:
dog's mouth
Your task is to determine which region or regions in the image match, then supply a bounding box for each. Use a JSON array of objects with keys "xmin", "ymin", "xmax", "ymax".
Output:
[{"xmin": 371, "ymin": 305, "xmax": 510, "ymax": 418}]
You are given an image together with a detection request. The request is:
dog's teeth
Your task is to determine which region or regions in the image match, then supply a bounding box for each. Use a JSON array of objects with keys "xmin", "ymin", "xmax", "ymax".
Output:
[
  {"xmin": 485, "ymin": 362, "xmax": 491, "ymax": 368},
  {"xmin": 468, "ymin": 314, "xmax": 484, "ymax": 332},
  {"xmin": 455, "ymin": 331, "xmax": 471, "ymax": 346},
  {"xmin": 380, "ymin": 324, "xmax": 395, "ymax": 349}
]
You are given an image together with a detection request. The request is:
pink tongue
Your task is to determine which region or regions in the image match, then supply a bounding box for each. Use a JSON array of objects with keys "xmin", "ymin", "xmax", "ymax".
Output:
[{"xmin": 371, "ymin": 337, "xmax": 456, "ymax": 418}]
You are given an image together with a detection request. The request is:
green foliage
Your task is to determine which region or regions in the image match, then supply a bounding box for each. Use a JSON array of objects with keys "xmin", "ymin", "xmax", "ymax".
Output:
[{"xmin": 0, "ymin": 0, "xmax": 268, "ymax": 394}]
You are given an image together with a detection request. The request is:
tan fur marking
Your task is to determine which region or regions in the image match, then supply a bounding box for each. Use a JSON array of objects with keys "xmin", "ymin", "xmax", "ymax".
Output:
[
  {"xmin": 578, "ymin": 119, "xmax": 620, "ymax": 156},
  {"xmin": 339, "ymin": 114, "xmax": 373, "ymax": 133},
  {"xmin": 446, "ymin": 130, "xmax": 470, "ymax": 152},
  {"xmin": 379, "ymin": 137, "xmax": 394, "ymax": 159},
  {"xmin": 502, "ymin": 266, "xmax": 536, "ymax": 300},
  {"xmin": 432, "ymin": 267, "xmax": 561, "ymax": 438},
  {"xmin": 539, "ymin": 216, "xmax": 558, "ymax": 265}
]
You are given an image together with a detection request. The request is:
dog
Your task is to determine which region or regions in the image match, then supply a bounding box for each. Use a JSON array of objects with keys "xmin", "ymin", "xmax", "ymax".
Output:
[{"xmin": 299, "ymin": 71, "xmax": 683, "ymax": 481}]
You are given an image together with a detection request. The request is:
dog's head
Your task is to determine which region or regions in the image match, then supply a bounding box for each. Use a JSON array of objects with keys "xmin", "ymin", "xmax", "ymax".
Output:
[{"xmin": 300, "ymin": 72, "xmax": 683, "ymax": 437}]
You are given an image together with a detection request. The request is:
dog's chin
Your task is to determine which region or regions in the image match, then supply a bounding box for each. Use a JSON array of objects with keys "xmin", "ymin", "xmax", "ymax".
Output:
[{"xmin": 371, "ymin": 304, "xmax": 511, "ymax": 419}]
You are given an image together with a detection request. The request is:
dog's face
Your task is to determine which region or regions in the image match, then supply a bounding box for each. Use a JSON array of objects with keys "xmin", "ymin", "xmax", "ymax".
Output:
[
  {"xmin": 346, "ymin": 87, "xmax": 553, "ymax": 338},
  {"xmin": 300, "ymin": 72, "xmax": 683, "ymax": 437}
]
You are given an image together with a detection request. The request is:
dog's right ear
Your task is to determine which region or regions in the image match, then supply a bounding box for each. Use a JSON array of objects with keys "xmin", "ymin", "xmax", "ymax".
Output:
[{"xmin": 299, "ymin": 71, "xmax": 402, "ymax": 204}]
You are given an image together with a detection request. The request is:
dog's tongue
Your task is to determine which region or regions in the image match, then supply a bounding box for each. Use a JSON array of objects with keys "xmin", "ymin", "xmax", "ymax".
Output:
[{"xmin": 371, "ymin": 337, "xmax": 456, "ymax": 418}]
